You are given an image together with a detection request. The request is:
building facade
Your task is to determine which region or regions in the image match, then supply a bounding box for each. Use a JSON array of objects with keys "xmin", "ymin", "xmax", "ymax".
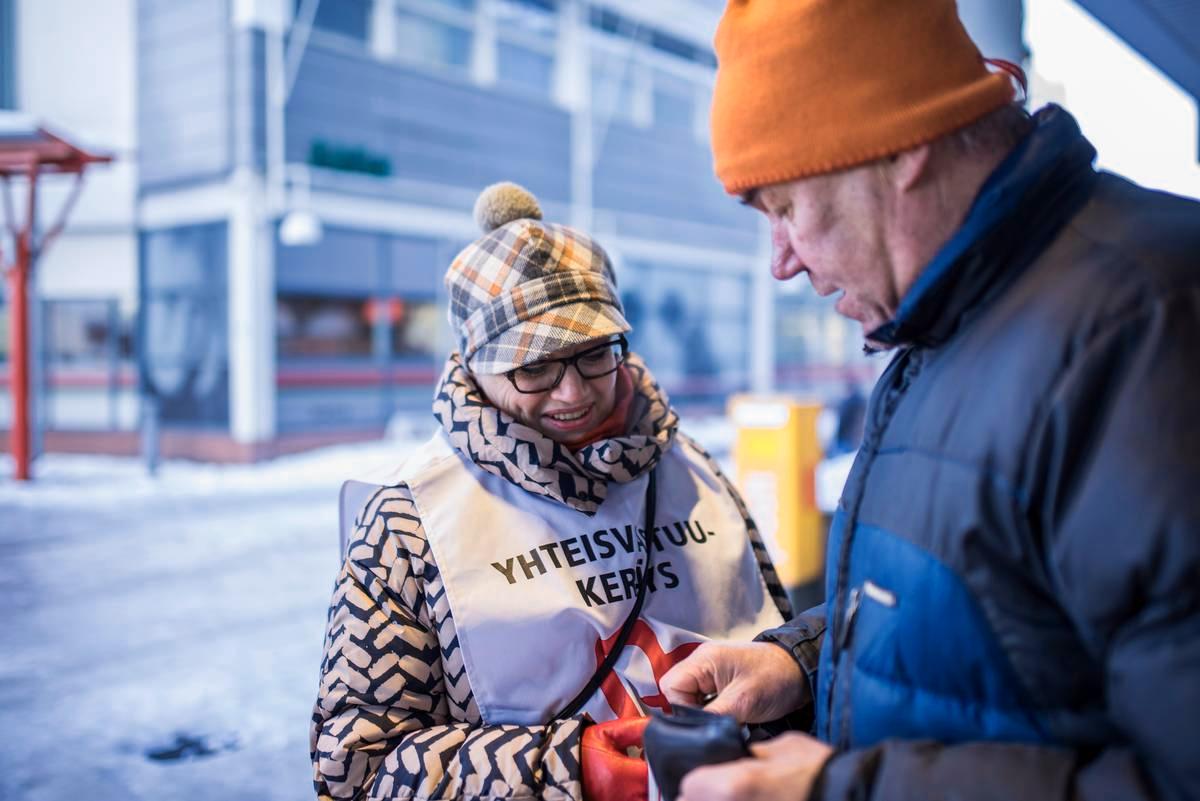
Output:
[{"xmin": 6, "ymin": 0, "xmax": 1023, "ymax": 461}]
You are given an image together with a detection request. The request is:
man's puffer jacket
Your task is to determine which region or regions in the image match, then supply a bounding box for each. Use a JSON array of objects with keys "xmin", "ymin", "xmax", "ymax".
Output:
[
  {"xmin": 311, "ymin": 353, "xmax": 791, "ymax": 801},
  {"xmin": 762, "ymin": 107, "xmax": 1200, "ymax": 801}
]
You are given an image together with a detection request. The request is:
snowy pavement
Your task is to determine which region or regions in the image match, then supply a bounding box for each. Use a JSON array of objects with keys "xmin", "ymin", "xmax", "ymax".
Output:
[
  {"xmin": 0, "ymin": 418, "xmax": 734, "ymax": 801},
  {"xmin": 0, "ymin": 432, "xmax": 430, "ymax": 801}
]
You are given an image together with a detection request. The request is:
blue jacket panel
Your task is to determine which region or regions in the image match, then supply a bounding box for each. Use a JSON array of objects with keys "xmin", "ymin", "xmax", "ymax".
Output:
[{"xmin": 816, "ymin": 515, "xmax": 1049, "ymax": 749}]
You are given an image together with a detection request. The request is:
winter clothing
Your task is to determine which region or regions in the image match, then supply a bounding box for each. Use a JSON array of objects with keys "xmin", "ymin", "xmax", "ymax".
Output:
[
  {"xmin": 312, "ymin": 353, "xmax": 791, "ymax": 801},
  {"xmin": 760, "ymin": 106, "xmax": 1200, "ymax": 801},
  {"xmin": 473, "ymin": 180, "xmax": 543, "ymax": 233},
  {"xmin": 446, "ymin": 183, "xmax": 630, "ymax": 375},
  {"xmin": 710, "ymin": 0, "xmax": 1014, "ymax": 193}
]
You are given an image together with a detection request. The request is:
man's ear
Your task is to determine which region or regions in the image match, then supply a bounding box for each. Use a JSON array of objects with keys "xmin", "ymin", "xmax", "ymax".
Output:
[{"xmin": 889, "ymin": 143, "xmax": 932, "ymax": 193}]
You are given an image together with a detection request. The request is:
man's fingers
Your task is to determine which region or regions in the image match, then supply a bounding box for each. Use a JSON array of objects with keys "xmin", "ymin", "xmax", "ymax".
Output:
[
  {"xmin": 698, "ymin": 694, "xmax": 732, "ymax": 716},
  {"xmin": 662, "ymin": 642, "xmax": 788, "ymax": 721},
  {"xmin": 678, "ymin": 733, "xmax": 832, "ymax": 801},
  {"xmin": 697, "ymin": 683, "xmax": 757, "ymax": 722},
  {"xmin": 696, "ymin": 686, "xmax": 742, "ymax": 718},
  {"xmin": 748, "ymin": 732, "xmax": 835, "ymax": 783},
  {"xmin": 677, "ymin": 758, "xmax": 759, "ymax": 801},
  {"xmin": 661, "ymin": 658, "xmax": 717, "ymax": 706},
  {"xmin": 749, "ymin": 731, "xmax": 813, "ymax": 759}
]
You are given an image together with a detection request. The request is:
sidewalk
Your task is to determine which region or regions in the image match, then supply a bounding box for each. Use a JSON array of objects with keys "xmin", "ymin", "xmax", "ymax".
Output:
[{"xmin": 0, "ymin": 439, "xmax": 417, "ymax": 801}]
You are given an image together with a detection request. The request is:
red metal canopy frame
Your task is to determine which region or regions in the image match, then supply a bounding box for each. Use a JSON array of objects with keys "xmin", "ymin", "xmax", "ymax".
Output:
[{"xmin": 1, "ymin": 122, "xmax": 111, "ymax": 480}]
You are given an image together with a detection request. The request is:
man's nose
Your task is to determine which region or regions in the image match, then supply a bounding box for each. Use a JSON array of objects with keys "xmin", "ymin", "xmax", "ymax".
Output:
[{"xmin": 770, "ymin": 218, "xmax": 804, "ymax": 281}]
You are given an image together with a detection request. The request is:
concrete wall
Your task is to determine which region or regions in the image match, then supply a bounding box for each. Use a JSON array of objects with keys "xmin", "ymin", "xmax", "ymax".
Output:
[{"xmin": 286, "ymin": 42, "xmax": 573, "ymax": 207}]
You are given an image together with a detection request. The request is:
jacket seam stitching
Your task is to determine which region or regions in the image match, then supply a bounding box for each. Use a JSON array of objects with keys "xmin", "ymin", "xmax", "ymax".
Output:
[
  {"xmin": 849, "ymin": 659, "xmax": 1059, "ymax": 716},
  {"xmin": 872, "ymin": 445, "xmax": 1028, "ymax": 507}
]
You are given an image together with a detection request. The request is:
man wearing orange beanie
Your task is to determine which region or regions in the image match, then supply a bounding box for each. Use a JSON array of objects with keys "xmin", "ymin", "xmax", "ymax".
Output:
[{"xmin": 661, "ymin": 1, "xmax": 1200, "ymax": 800}]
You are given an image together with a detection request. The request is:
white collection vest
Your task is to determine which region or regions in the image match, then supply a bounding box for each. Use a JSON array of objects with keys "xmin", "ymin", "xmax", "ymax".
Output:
[{"xmin": 397, "ymin": 431, "xmax": 785, "ymax": 725}]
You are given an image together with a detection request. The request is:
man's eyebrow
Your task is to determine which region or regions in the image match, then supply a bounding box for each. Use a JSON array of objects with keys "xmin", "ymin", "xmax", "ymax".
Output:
[{"xmin": 737, "ymin": 188, "xmax": 759, "ymax": 208}]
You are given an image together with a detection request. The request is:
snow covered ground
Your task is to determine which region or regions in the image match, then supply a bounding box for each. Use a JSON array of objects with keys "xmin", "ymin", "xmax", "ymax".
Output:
[
  {"xmin": 0, "ymin": 430, "xmax": 433, "ymax": 801},
  {"xmin": 0, "ymin": 417, "xmax": 734, "ymax": 801}
]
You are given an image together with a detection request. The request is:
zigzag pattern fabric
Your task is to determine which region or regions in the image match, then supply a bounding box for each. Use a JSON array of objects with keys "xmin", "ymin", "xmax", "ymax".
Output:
[
  {"xmin": 311, "ymin": 353, "xmax": 792, "ymax": 800},
  {"xmin": 433, "ymin": 352, "xmax": 677, "ymax": 515}
]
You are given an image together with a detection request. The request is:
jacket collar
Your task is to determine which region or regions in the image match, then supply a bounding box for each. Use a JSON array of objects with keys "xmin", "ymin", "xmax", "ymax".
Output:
[
  {"xmin": 432, "ymin": 352, "xmax": 679, "ymax": 515},
  {"xmin": 869, "ymin": 105, "xmax": 1099, "ymax": 349}
]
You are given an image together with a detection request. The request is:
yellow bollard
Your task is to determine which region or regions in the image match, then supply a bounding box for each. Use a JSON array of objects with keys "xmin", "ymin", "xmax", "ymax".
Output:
[{"xmin": 729, "ymin": 395, "xmax": 826, "ymax": 610}]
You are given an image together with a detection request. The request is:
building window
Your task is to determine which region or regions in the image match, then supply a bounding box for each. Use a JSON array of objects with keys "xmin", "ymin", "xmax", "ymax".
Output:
[
  {"xmin": 590, "ymin": 55, "xmax": 642, "ymax": 126},
  {"xmin": 140, "ymin": 223, "xmax": 229, "ymax": 426},
  {"xmin": 277, "ymin": 294, "xmax": 374, "ymax": 359},
  {"xmin": 37, "ymin": 299, "xmax": 135, "ymax": 431},
  {"xmin": 494, "ymin": 0, "xmax": 557, "ymax": 95},
  {"xmin": 44, "ymin": 299, "xmax": 133, "ymax": 367},
  {"xmin": 0, "ymin": 0, "xmax": 15, "ymax": 109},
  {"xmin": 587, "ymin": 7, "xmax": 628, "ymax": 38},
  {"xmin": 652, "ymin": 71, "xmax": 696, "ymax": 134},
  {"xmin": 589, "ymin": 10, "xmax": 715, "ymax": 134},
  {"xmin": 773, "ymin": 289, "xmax": 863, "ymax": 395},
  {"xmin": 587, "ymin": 6, "xmax": 715, "ymax": 68},
  {"xmin": 498, "ymin": 42, "xmax": 553, "ymax": 93},
  {"xmin": 276, "ymin": 293, "xmax": 442, "ymax": 362},
  {"xmin": 647, "ymin": 28, "xmax": 716, "ymax": 68},
  {"xmin": 620, "ymin": 263, "xmax": 750, "ymax": 407},
  {"xmin": 302, "ymin": 0, "xmax": 371, "ymax": 42},
  {"xmin": 389, "ymin": 298, "xmax": 441, "ymax": 359},
  {"xmin": 395, "ymin": 0, "xmax": 475, "ymax": 72}
]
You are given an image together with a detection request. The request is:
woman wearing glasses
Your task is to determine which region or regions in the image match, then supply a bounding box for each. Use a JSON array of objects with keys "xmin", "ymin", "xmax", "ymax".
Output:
[{"xmin": 312, "ymin": 183, "xmax": 791, "ymax": 801}]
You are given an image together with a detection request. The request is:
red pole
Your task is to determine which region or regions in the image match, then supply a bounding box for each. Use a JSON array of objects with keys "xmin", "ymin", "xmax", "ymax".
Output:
[
  {"xmin": 8, "ymin": 248, "xmax": 29, "ymax": 480},
  {"xmin": 7, "ymin": 164, "xmax": 37, "ymax": 481}
]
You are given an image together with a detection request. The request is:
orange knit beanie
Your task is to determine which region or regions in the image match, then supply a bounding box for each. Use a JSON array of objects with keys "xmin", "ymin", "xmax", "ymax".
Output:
[{"xmin": 710, "ymin": 0, "xmax": 1015, "ymax": 194}]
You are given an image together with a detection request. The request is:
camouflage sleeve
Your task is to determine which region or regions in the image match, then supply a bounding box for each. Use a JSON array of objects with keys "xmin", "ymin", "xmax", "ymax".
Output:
[
  {"xmin": 677, "ymin": 432, "xmax": 795, "ymax": 621},
  {"xmin": 311, "ymin": 485, "xmax": 585, "ymax": 801}
]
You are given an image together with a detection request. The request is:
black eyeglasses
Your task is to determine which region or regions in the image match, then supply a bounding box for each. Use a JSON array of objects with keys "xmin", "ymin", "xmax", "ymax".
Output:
[{"xmin": 505, "ymin": 336, "xmax": 629, "ymax": 394}]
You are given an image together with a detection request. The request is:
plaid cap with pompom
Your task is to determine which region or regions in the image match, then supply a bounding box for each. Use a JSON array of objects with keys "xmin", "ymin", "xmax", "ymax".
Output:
[{"xmin": 445, "ymin": 182, "xmax": 631, "ymax": 375}]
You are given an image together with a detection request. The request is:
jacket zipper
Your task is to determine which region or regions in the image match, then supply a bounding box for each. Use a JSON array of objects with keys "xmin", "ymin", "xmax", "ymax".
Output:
[
  {"xmin": 836, "ymin": 580, "xmax": 897, "ymax": 653},
  {"xmin": 836, "ymin": 587, "xmax": 862, "ymax": 652},
  {"xmin": 834, "ymin": 586, "xmax": 861, "ymax": 748},
  {"xmin": 825, "ymin": 347, "xmax": 923, "ymax": 744},
  {"xmin": 833, "ymin": 580, "xmax": 898, "ymax": 747}
]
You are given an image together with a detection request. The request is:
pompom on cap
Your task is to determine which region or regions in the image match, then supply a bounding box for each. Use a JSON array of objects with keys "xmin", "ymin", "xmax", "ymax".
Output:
[{"xmin": 474, "ymin": 181, "xmax": 543, "ymax": 233}]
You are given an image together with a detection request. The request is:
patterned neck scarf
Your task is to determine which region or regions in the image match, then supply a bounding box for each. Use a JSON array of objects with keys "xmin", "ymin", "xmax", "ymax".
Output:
[{"xmin": 432, "ymin": 352, "xmax": 680, "ymax": 515}]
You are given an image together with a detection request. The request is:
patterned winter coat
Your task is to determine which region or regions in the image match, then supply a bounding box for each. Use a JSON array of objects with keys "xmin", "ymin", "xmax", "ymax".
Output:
[{"xmin": 311, "ymin": 353, "xmax": 791, "ymax": 801}]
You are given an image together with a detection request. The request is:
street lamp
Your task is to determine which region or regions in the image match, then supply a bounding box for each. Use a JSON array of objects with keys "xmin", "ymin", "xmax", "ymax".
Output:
[
  {"xmin": 268, "ymin": 0, "xmax": 325, "ymax": 247},
  {"xmin": 279, "ymin": 209, "xmax": 323, "ymax": 247},
  {"xmin": 0, "ymin": 113, "xmax": 111, "ymax": 481},
  {"xmin": 278, "ymin": 164, "xmax": 323, "ymax": 247}
]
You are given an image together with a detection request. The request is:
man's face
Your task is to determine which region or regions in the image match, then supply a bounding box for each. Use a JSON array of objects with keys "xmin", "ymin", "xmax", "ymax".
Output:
[{"xmin": 749, "ymin": 166, "xmax": 903, "ymax": 336}]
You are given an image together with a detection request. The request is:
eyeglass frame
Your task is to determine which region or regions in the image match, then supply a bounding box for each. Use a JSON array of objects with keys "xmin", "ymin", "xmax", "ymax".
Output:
[{"xmin": 503, "ymin": 335, "xmax": 629, "ymax": 394}]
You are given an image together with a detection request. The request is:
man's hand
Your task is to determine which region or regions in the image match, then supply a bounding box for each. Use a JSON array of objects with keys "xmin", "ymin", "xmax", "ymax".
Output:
[
  {"xmin": 660, "ymin": 641, "xmax": 805, "ymax": 723},
  {"xmin": 677, "ymin": 732, "xmax": 833, "ymax": 801}
]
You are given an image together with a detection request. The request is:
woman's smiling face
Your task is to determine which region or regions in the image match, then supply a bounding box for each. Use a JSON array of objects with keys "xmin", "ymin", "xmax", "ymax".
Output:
[{"xmin": 473, "ymin": 338, "xmax": 620, "ymax": 444}]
